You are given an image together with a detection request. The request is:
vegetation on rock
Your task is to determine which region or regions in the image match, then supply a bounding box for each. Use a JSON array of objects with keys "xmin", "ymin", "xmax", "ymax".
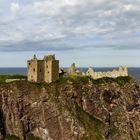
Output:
[{"xmin": 0, "ymin": 75, "xmax": 27, "ymax": 82}]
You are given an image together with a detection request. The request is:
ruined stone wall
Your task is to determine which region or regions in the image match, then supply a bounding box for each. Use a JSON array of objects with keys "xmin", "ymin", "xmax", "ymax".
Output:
[
  {"xmin": 37, "ymin": 60, "xmax": 44, "ymax": 82},
  {"xmin": 66, "ymin": 63, "xmax": 77, "ymax": 76},
  {"xmin": 51, "ymin": 60, "xmax": 59, "ymax": 82},
  {"xmin": 44, "ymin": 60, "xmax": 52, "ymax": 83},
  {"xmin": 86, "ymin": 66, "xmax": 128, "ymax": 79},
  {"xmin": 44, "ymin": 59, "xmax": 59, "ymax": 83},
  {"xmin": 27, "ymin": 60, "xmax": 38, "ymax": 82},
  {"xmin": 27, "ymin": 55, "xmax": 59, "ymax": 83}
]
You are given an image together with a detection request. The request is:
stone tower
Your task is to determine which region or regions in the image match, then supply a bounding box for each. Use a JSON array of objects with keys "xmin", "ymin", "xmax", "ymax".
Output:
[
  {"xmin": 27, "ymin": 54, "xmax": 59, "ymax": 83},
  {"xmin": 44, "ymin": 55, "xmax": 59, "ymax": 83},
  {"xmin": 66, "ymin": 63, "xmax": 77, "ymax": 75}
]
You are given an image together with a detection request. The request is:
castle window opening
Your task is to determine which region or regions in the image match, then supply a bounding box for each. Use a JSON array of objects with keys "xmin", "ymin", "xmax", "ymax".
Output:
[
  {"xmin": 33, "ymin": 68, "xmax": 35, "ymax": 72},
  {"xmin": 40, "ymin": 69, "xmax": 42, "ymax": 72}
]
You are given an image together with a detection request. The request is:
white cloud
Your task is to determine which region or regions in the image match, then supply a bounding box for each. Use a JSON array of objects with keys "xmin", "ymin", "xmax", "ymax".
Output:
[
  {"xmin": 0, "ymin": 0, "xmax": 140, "ymax": 52},
  {"xmin": 11, "ymin": 2, "xmax": 20, "ymax": 14},
  {"xmin": 33, "ymin": 0, "xmax": 78, "ymax": 16}
]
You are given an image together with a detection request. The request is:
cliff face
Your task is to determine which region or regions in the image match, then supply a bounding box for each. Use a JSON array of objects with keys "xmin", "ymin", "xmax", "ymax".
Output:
[{"xmin": 0, "ymin": 76, "xmax": 140, "ymax": 140}]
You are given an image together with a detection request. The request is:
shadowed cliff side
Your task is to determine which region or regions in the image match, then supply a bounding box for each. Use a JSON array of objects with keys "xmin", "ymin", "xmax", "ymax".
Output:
[{"xmin": 0, "ymin": 76, "xmax": 140, "ymax": 140}]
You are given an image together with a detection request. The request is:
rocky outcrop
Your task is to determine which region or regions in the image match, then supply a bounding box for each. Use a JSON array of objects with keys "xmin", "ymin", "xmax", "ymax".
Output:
[{"xmin": 0, "ymin": 76, "xmax": 140, "ymax": 140}]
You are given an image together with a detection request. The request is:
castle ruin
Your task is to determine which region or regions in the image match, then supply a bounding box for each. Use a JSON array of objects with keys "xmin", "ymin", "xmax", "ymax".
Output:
[
  {"xmin": 27, "ymin": 54, "xmax": 128, "ymax": 83},
  {"xmin": 86, "ymin": 66, "xmax": 128, "ymax": 79},
  {"xmin": 66, "ymin": 63, "xmax": 85, "ymax": 76},
  {"xmin": 66, "ymin": 64, "xmax": 128, "ymax": 79},
  {"xmin": 27, "ymin": 55, "xmax": 59, "ymax": 83}
]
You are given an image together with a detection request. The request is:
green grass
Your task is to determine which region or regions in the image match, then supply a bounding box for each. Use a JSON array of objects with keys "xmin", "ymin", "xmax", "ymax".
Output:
[
  {"xmin": 55, "ymin": 75, "xmax": 133, "ymax": 87},
  {"xmin": 77, "ymin": 106, "xmax": 103, "ymax": 140},
  {"xmin": 55, "ymin": 75, "xmax": 89, "ymax": 85},
  {"xmin": 27, "ymin": 133, "xmax": 41, "ymax": 140},
  {"xmin": 0, "ymin": 74, "xmax": 133, "ymax": 86},
  {"xmin": 114, "ymin": 76, "xmax": 133, "ymax": 85},
  {"xmin": 91, "ymin": 76, "xmax": 133, "ymax": 85},
  {"xmin": 4, "ymin": 134, "xmax": 20, "ymax": 140},
  {"xmin": 0, "ymin": 75, "xmax": 27, "ymax": 82}
]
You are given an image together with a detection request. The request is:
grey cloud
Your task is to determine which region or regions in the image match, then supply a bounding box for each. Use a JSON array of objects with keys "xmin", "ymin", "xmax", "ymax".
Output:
[
  {"xmin": 0, "ymin": 40, "xmax": 87, "ymax": 52},
  {"xmin": 0, "ymin": 0, "xmax": 140, "ymax": 52}
]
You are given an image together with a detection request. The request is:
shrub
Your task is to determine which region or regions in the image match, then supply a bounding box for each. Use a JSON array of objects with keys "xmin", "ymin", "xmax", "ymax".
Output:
[
  {"xmin": 27, "ymin": 133, "xmax": 41, "ymax": 140},
  {"xmin": 4, "ymin": 134, "xmax": 20, "ymax": 140}
]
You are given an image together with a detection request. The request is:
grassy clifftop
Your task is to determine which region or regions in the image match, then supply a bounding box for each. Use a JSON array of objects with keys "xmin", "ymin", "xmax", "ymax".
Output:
[
  {"xmin": 0, "ymin": 75, "xmax": 27, "ymax": 83},
  {"xmin": 0, "ymin": 74, "xmax": 134, "ymax": 86},
  {"xmin": 55, "ymin": 75, "xmax": 134, "ymax": 86}
]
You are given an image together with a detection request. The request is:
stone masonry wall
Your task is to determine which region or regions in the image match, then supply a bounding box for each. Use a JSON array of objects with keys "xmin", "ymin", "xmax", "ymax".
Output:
[
  {"xmin": 66, "ymin": 64, "xmax": 128, "ymax": 79},
  {"xmin": 44, "ymin": 60, "xmax": 52, "ymax": 83},
  {"xmin": 51, "ymin": 60, "xmax": 59, "ymax": 82},
  {"xmin": 86, "ymin": 66, "xmax": 128, "ymax": 79},
  {"xmin": 27, "ymin": 55, "xmax": 59, "ymax": 83},
  {"xmin": 37, "ymin": 60, "xmax": 44, "ymax": 82},
  {"xmin": 27, "ymin": 60, "xmax": 38, "ymax": 82}
]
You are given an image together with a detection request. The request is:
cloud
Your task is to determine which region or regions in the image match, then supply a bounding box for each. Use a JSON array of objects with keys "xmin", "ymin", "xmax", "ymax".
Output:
[
  {"xmin": 0, "ymin": 0, "xmax": 140, "ymax": 52},
  {"xmin": 11, "ymin": 2, "xmax": 20, "ymax": 14},
  {"xmin": 33, "ymin": 0, "xmax": 79, "ymax": 16}
]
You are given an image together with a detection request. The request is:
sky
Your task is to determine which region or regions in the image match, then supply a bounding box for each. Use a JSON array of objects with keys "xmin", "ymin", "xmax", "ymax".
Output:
[{"xmin": 0, "ymin": 0, "xmax": 140, "ymax": 67}]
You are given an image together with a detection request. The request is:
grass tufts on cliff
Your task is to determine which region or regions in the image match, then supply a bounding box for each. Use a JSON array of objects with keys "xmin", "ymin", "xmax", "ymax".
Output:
[
  {"xmin": 0, "ymin": 75, "xmax": 27, "ymax": 83},
  {"xmin": 55, "ymin": 75, "xmax": 134, "ymax": 86},
  {"xmin": 4, "ymin": 134, "xmax": 20, "ymax": 140},
  {"xmin": 77, "ymin": 106, "xmax": 103, "ymax": 140},
  {"xmin": 56, "ymin": 75, "xmax": 89, "ymax": 85},
  {"xmin": 91, "ymin": 76, "xmax": 133, "ymax": 85},
  {"xmin": 27, "ymin": 133, "xmax": 42, "ymax": 140}
]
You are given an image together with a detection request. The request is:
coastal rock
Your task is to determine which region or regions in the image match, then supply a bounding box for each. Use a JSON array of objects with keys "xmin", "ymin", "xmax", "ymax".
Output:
[{"xmin": 0, "ymin": 76, "xmax": 140, "ymax": 140}]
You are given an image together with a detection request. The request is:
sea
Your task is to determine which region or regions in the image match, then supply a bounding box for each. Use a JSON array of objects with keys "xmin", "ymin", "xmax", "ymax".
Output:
[{"xmin": 0, "ymin": 67, "xmax": 139, "ymax": 84}]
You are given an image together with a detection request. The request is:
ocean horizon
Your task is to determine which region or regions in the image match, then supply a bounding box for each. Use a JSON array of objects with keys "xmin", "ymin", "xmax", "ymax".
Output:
[{"xmin": 0, "ymin": 67, "xmax": 139, "ymax": 83}]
